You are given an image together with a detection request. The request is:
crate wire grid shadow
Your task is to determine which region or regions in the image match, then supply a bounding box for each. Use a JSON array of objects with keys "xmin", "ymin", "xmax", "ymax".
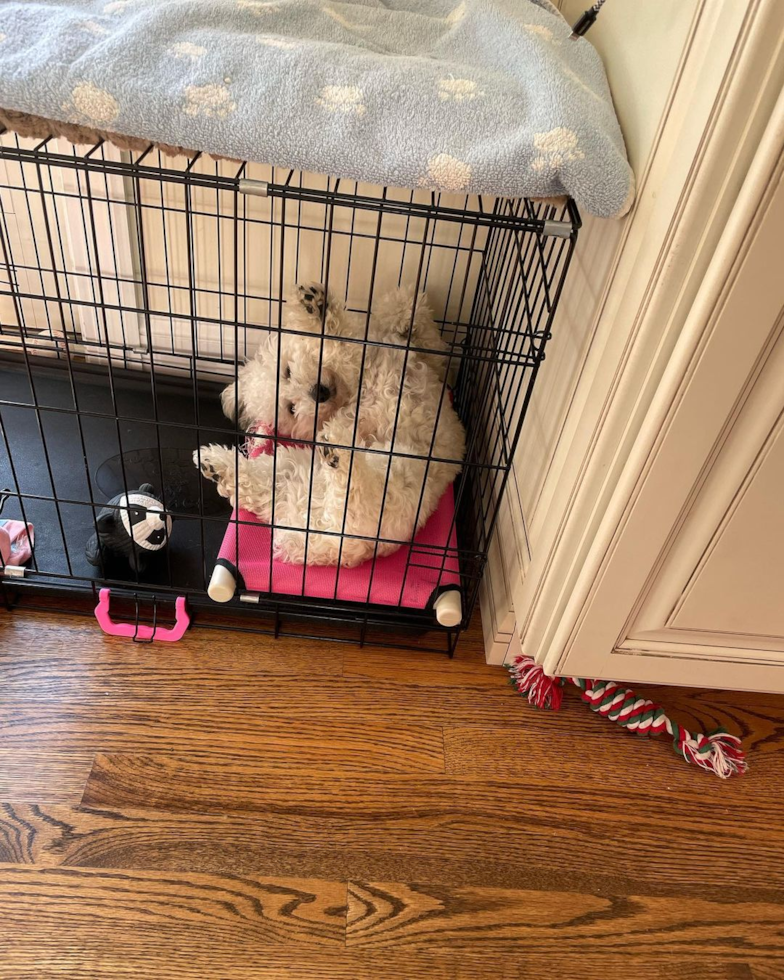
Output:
[{"xmin": 0, "ymin": 134, "xmax": 578, "ymax": 653}]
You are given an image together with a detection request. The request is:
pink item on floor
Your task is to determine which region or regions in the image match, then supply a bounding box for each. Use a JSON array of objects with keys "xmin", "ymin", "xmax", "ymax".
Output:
[
  {"xmin": 213, "ymin": 423, "xmax": 461, "ymax": 611},
  {"xmin": 94, "ymin": 589, "xmax": 190, "ymax": 642},
  {"xmin": 0, "ymin": 519, "xmax": 34, "ymax": 567}
]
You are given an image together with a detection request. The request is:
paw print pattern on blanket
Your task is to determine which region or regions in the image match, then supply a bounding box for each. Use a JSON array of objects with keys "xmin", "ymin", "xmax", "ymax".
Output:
[
  {"xmin": 425, "ymin": 153, "xmax": 472, "ymax": 192},
  {"xmin": 238, "ymin": 0, "xmax": 282, "ymax": 14},
  {"xmin": 322, "ymin": 6, "xmax": 372, "ymax": 32},
  {"xmin": 316, "ymin": 85, "xmax": 366, "ymax": 116},
  {"xmin": 445, "ymin": 2, "xmax": 466, "ymax": 25},
  {"xmin": 81, "ymin": 21, "xmax": 109, "ymax": 35},
  {"xmin": 438, "ymin": 78, "xmax": 482, "ymax": 102},
  {"xmin": 170, "ymin": 42, "xmax": 206, "ymax": 60},
  {"xmin": 64, "ymin": 81, "xmax": 120, "ymax": 125},
  {"xmin": 257, "ymin": 35, "xmax": 299, "ymax": 49},
  {"xmin": 530, "ymin": 127, "xmax": 585, "ymax": 172},
  {"xmin": 524, "ymin": 23, "xmax": 561, "ymax": 45},
  {"xmin": 183, "ymin": 84, "xmax": 236, "ymax": 119}
]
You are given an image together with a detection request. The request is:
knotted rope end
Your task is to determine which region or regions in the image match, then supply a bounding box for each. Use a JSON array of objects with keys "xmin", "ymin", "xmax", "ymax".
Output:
[
  {"xmin": 680, "ymin": 728, "xmax": 748, "ymax": 779},
  {"xmin": 508, "ymin": 655, "xmax": 565, "ymax": 711}
]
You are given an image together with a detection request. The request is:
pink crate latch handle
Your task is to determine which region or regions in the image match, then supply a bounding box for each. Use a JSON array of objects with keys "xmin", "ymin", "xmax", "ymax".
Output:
[{"xmin": 94, "ymin": 588, "xmax": 190, "ymax": 642}]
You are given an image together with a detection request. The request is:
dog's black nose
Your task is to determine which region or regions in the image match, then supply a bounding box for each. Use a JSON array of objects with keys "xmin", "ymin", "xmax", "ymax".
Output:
[{"xmin": 311, "ymin": 383, "xmax": 331, "ymax": 404}]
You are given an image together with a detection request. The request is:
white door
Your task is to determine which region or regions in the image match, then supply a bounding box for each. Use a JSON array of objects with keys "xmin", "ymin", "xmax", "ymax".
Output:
[{"xmin": 551, "ymin": 101, "xmax": 784, "ymax": 692}]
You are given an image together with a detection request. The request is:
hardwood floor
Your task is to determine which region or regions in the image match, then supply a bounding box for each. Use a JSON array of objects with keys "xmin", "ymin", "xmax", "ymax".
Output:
[{"xmin": 1, "ymin": 608, "xmax": 783, "ymax": 978}]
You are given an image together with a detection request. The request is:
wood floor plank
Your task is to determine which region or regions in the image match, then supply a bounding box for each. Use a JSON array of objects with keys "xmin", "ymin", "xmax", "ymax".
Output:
[
  {"xmin": 81, "ymin": 751, "xmax": 780, "ymax": 834},
  {"xmin": 347, "ymin": 879, "xmax": 607, "ymax": 949},
  {"xmin": 0, "ymin": 925, "xmax": 755, "ymax": 980},
  {"xmin": 0, "ymin": 751, "xmax": 94, "ymax": 804},
  {"xmin": 0, "ymin": 707, "xmax": 443, "ymax": 774},
  {"xmin": 346, "ymin": 879, "xmax": 784, "ymax": 958},
  {"xmin": 443, "ymin": 722, "xmax": 784, "ymax": 793},
  {"xmin": 0, "ymin": 864, "xmax": 346, "ymax": 947},
  {"xmin": 78, "ymin": 758, "xmax": 784, "ymax": 899},
  {"xmin": 3, "ymin": 799, "xmax": 783, "ymax": 902},
  {"xmin": 0, "ymin": 612, "xmax": 346, "ymax": 675},
  {"xmin": 751, "ymin": 965, "xmax": 784, "ymax": 980},
  {"xmin": 341, "ymin": 642, "xmax": 508, "ymax": 689},
  {"xmin": 1, "ymin": 670, "xmax": 523, "ymax": 724},
  {"xmin": 632, "ymin": 684, "xmax": 784, "ymax": 759}
]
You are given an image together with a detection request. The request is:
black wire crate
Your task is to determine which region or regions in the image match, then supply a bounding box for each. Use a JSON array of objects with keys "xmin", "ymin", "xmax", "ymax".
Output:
[{"xmin": 0, "ymin": 135, "xmax": 578, "ymax": 652}]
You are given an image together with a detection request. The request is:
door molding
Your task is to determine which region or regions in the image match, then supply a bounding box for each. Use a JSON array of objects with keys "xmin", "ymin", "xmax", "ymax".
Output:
[{"xmin": 509, "ymin": 0, "xmax": 784, "ymax": 681}]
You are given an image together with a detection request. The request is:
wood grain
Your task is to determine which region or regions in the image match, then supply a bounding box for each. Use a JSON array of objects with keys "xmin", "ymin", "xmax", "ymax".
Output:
[
  {"xmin": 0, "ymin": 708, "xmax": 444, "ymax": 774},
  {"xmin": 1, "ymin": 607, "xmax": 784, "ymax": 978},
  {"xmin": 0, "ymin": 751, "xmax": 94, "ymax": 804},
  {"xmin": 0, "ymin": 865, "xmax": 346, "ymax": 946},
  {"xmin": 1, "ymin": 669, "xmax": 522, "ymax": 723},
  {"xmin": 443, "ymin": 722, "xmax": 784, "ymax": 790},
  {"xmin": 2, "ymin": 927, "xmax": 756, "ymax": 980},
  {"xmin": 0, "ymin": 611, "xmax": 346, "ymax": 675},
  {"xmin": 347, "ymin": 880, "xmax": 784, "ymax": 958},
  {"xmin": 81, "ymin": 751, "xmax": 782, "ymax": 834},
  {"xmin": 631, "ymin": 684, "xmax": 784, "ymax": 760},
  {"xmin": 79, "ymin": 757, "xmax": 784, "ymax": 899},
  {"xmin": 4, "ymin": 799, "xmax": 784, "ymax": 903},
  {"xmin": 342, "ymin": 641, "xmax": 507, "ymax": 688}
]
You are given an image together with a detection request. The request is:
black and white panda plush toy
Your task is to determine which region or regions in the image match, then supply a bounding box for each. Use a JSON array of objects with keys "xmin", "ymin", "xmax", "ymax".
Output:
[{"xmin": 86, "ymin": 484, "xmax": 172, "ymax": 574}]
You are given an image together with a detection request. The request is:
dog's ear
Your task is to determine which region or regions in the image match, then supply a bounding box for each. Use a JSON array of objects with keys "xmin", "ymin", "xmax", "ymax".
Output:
[
  {"xmin": 222, "ymin": 332, "xmax": 274, "ymax": 429},
  {"xmin": 221, "ymin": 380, "xmax": 241, "ymax": 427}
]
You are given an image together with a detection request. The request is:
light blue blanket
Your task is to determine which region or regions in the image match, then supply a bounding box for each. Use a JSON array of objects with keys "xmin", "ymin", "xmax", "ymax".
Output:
[{"xmin": 0, "ymin": 0, "xmax": 634, "ymax": 217}]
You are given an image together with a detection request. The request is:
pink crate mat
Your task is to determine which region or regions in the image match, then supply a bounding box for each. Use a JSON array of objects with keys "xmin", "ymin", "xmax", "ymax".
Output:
[{"xmin": 215, "ymin": 425, "xmax": 461, "ymax": 609}]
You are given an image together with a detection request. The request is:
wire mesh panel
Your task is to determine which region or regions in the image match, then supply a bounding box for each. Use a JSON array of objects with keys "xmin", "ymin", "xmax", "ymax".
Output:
[{"xmin": 0, "ymin": 133, "xmax": 578, "ymax": 652}]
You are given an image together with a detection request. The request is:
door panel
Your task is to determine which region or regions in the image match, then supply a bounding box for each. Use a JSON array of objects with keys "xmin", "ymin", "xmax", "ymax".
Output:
[
  {"xmin": 671, "ymin": 406, "xmax": 784, "ymax": 638},
  {"xmin": 556, "ymin": 129, "xmax": 784, "ymax": 691}
]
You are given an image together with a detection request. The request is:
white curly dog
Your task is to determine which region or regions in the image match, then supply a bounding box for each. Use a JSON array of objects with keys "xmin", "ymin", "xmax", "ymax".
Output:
[{"xmin": 195, "ymin": 282, "xmax": 466, "ymax": 567}]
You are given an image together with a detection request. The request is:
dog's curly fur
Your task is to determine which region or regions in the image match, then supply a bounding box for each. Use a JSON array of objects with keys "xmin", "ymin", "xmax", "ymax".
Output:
[{"xmin": 195, "ymin": 282, "xmax": 466, "ymax": 566}]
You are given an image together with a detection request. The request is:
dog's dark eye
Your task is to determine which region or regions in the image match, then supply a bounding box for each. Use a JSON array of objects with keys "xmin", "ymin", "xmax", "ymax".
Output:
[
  {"xmin": 288, "ymin": 402, "xmax": 296, "ymax": 415},
  {"xmin": 284, "ymin": 365, "xmax": 291, "ymax": 380}
]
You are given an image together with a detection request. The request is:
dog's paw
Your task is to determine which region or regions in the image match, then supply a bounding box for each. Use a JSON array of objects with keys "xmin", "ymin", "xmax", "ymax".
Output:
[
  {"xmin": 297, "ymin": 281, "xmax": 326, "ymax": 318},
  {"xmin": 319, "ymin": 442, "xmax": 342, "ymax": 470},
  {"xmin": 193, "ymin": 445, "xmax": 235, "ymax": 484}
]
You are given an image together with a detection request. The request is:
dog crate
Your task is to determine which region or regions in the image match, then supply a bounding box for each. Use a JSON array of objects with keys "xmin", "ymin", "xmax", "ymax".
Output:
[{"xmin": 0, "ymin": 134, "xmax": 578, "ymax": 653}]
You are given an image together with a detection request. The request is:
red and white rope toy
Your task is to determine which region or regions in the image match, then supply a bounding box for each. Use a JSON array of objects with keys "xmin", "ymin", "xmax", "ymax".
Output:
[{"xmin": 508, "ymin": 656, "xmax": 747, "ymax": 779}]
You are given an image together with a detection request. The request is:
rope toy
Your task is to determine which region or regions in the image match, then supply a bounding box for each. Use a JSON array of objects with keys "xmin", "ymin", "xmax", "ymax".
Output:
[{"xmin": 508, "ymin": 656, "xmax": 747, "ymax": 779}]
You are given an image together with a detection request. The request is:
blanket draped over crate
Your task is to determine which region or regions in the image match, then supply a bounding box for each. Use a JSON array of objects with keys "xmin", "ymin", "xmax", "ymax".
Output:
[{"xmin": 0, "ymin": 0, "xmax": 633, "ymax": 216}]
